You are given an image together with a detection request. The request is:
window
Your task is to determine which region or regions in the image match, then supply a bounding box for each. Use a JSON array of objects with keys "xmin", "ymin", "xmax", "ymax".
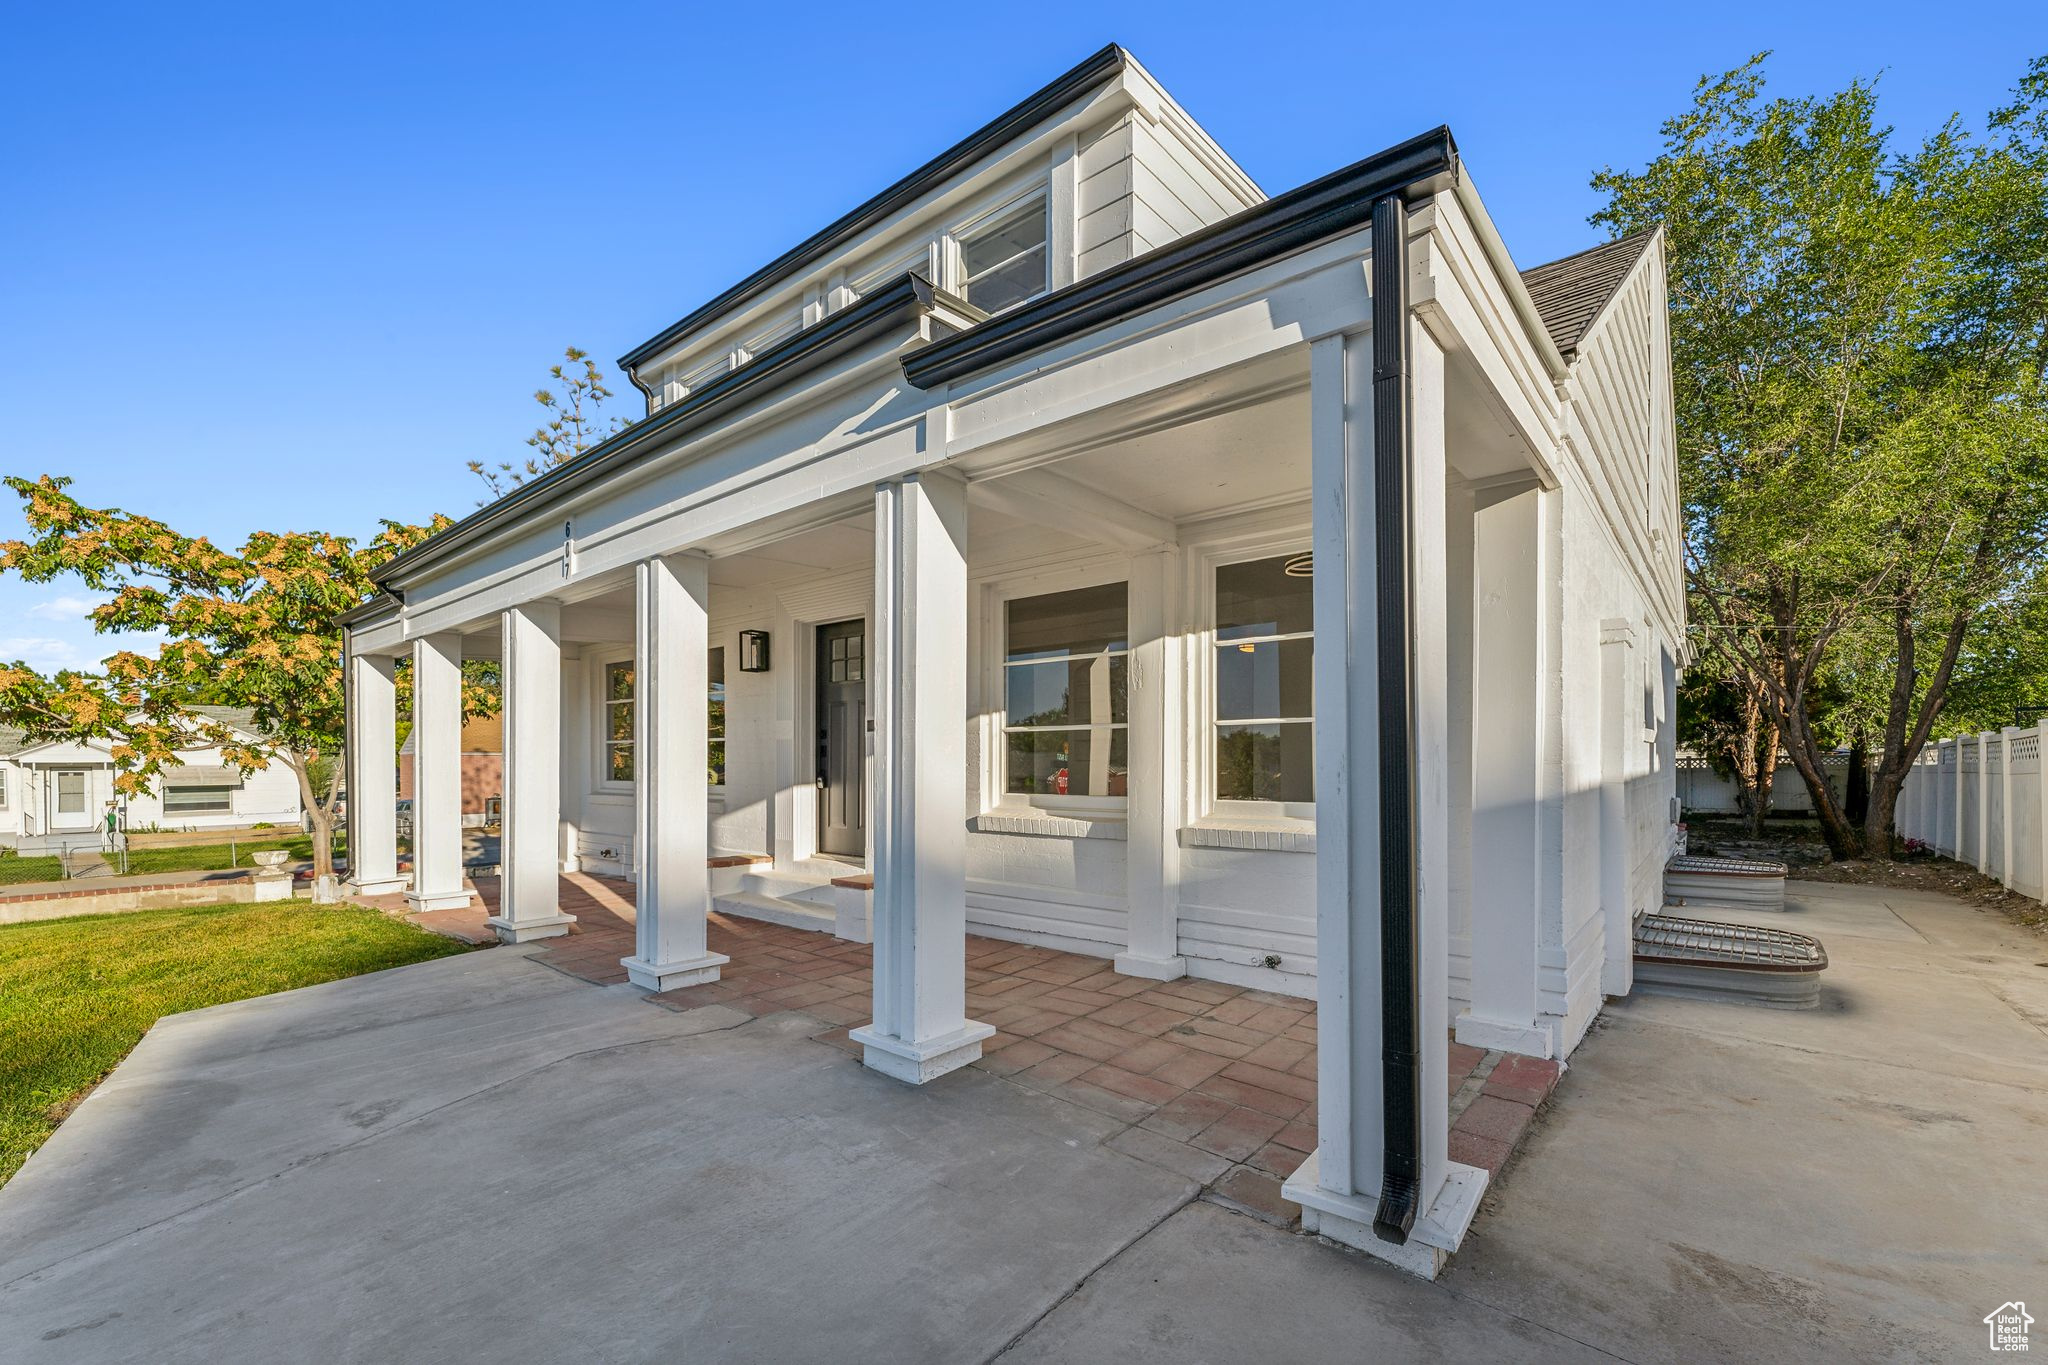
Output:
[
  {"xmin": 1003, "ymin": 583, "xmax": 1128, "ymax": 798},
  {"xmin": 56, "ymin": 770, "xmax": 85, "ymax": 814},
  {"xmin": 708, "ymin": 647, "xmax": 726, "ymax": 786},
  {"xmin": 604, "ymin": 661, "xmax": 635, "ymax": 782},
  {"xmin": 1214, "ymin": 553, "xmax": 1314, "ymax": 804},
  {"xmin": 163, "ymin": 785, "xmax": 233, "ymax": 815},
  {"xmin": 0, "ymin": 768, "xmax": 8, "ymax": 808},
  {"xmin": 960, "ymin": 197, "xmax": 1049, "ymax": 315}
]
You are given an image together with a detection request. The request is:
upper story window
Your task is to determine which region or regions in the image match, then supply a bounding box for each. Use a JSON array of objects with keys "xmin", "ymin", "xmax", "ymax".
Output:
[
  {"xmin": 1004, "ymin": 582, "xmax": 1128, "ymax": 799},
  {"xmin": 960, "ymin": 196, "xmax": 1050, "ymax": 315},
  {"xmin": 1214, "ymin": 553, "xmax": 1314, "ymax": 805}
]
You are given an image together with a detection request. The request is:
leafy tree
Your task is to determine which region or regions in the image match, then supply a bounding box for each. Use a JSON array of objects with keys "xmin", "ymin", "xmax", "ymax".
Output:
[
  {"xmin": 467, "ymin": 346, "xmax": 635, "ymax": 501},
  {"xmin": 0, "ymin": 476, "xmax": 490, "ymax": 892},
  {"xmin": 1595, "ymin": 56, "xmax": 2048, "ymax": 859}
]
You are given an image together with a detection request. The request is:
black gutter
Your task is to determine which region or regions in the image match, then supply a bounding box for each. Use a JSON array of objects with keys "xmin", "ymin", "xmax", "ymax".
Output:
[
  {"xmin": 1369, "ymin": 193, "xmax": 1422, "ymax": 1247},
  {"xmin": 373, "ymin": 273, "xmax": 932, "ymax": 589},
  {"xmin": 901, "ymin": 126, "xmax": 1457, "ymax": 390},
  {"xmin": 615, "ymin": 43, "xmax": 1130, "ymax": 376}
]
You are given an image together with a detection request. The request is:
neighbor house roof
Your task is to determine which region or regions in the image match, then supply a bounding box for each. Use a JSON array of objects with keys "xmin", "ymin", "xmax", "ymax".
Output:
[
  {"xmin": 0, "ymin": 708, "xmax": 261, "ymax": 763},
  {"xmin": 1518, "ymin": 231, "xmax": 1656, "ymax": 359}
]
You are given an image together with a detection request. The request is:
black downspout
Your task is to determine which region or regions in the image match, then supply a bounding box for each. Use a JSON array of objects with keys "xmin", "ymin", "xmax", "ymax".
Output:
[{"xmin": 1369, "ymin": 193, "xmax": 1422, "ymax": 1246}]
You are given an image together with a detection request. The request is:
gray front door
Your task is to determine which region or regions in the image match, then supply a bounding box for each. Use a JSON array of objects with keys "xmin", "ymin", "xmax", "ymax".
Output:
[{"xmin": 816, "ymin": 620, "xmax": 866, "ymax": 858}]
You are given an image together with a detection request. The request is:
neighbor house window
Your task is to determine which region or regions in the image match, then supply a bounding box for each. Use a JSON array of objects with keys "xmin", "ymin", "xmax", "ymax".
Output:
[
  {"xmin": 1214, "ymin": 553, "xmax": 1314, "ymax": 804},
  {"xmin": 163, "ymin": 784, "xmax": 233, "ymax": 815},
  {"xmin": 0, "ymin": 768, "xmax": 8, "ymax": 808},
  {"xmin": 604, "ymin": 660, "xmax": 635, "ymax": 782},
  {"xmin": 960, "ymin": 197, "xmax": 1049, "ymax": 314},
  {"xmin": 1003, "ymin": 582, "xmax": 1128, "ymax": 798},
  {"xmin": 708, "ymin": 647, "xmax": 726, "ymax": 786}
]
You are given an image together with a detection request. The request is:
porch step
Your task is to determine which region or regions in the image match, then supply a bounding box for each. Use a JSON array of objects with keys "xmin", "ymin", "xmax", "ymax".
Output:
[
  {"xmin": 712, "ymin": 890, "xmax": 837, "ymax": 937},
  {"xmin": 1663, "ymin": 854, "xmax": 1788, "ymax": 911}
]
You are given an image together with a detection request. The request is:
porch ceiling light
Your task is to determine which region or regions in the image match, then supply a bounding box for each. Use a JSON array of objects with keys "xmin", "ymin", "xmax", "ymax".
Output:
[
  {"xmin": 739, "ymin": 629, "xmax": 771, "ymax": 673},
  {"xmin": 1283, "ymin": 552, "xmax": 1313, "ymax": 578}
]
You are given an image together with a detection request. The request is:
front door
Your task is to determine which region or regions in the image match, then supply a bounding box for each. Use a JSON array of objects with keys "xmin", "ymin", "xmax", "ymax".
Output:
[
  {"xmin": 815, "ymin": 620, "xmax": 867, "ymax": 858},
  {"xmin": 50, "ymin": 770, "xmax": 93, "ymax": 832}
]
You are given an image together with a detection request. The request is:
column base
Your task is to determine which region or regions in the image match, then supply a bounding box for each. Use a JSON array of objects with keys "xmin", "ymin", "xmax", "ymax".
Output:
[
  {"xmin": 487, "ymin": 912, "xmax": 577, "ymax": 943},
  {"xmin": 251, "ymin": 874, "xmax": 294, "ymax": 904},
  {"xmin": 621, "ymin": 950, "xmax": 729, "ymax": 992},
  {"xmin": 1114, "ymin": 951, "xmax": 1187, "ymax": 982},
  {"xmin": 1454, "ymin": 1010, "xmax": 1556, "ymax": 1059},
  {"xmin": 849, "ymin": 1019, "xmax": 995, "ymax": 1085},
  {"xmin": 1281, "ymin": 1149, "xmax": 1489, "ymax": 1281},
  {"xmin": 347, "ymin": 875, "xmax": 408, "ymax": 897},
  {"xmin": 406, "ymin": 888, "xmax": 476, "ymax": 913}
]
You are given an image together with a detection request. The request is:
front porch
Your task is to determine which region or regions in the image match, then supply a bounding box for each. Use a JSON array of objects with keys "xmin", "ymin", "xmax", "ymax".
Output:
[{"xmin": 364, "ymin": 871, "xmax": 1558, "ymax": 1214}]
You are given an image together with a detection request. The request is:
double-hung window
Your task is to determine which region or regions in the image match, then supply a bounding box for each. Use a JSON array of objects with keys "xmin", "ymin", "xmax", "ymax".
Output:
[
  {"xmin": 960, "ymin": 197, "xmax": 1049, "ymax": 315},
  {"xmin": 708, "ymin": 647, "xmax": 726, "ymax": 786},
  {"xmin": 1003, "ymin": 582, "xmax": 1128, "ymax": 799},
  {"xmin": 1214, "ymin": 553, "xmax": 1314, "ymax": 805},
  {"xmin": 603, "ymin": 661, "xmax": 635, "ymax": 782}
]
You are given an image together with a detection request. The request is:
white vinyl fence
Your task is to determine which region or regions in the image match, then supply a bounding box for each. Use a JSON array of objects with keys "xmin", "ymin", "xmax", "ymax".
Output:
[
  {"xmin": 1896, "ymin": 723, "xmax": 2047, "ymax": 905},
  {"xmin": 1676, "ymin": 751, "xmax": 1851, "ymax": 816}
]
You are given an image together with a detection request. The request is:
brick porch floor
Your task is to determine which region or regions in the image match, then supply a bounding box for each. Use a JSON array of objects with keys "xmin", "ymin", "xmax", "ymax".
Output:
[{"xmin": 362, "ymin": 872, "xmax": 1559, "ymax": 1221}]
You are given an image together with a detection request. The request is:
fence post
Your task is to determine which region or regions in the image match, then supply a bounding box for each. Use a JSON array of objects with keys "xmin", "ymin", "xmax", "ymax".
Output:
[{"xmin": 2001, "ymin": 726, "xmax": 2018, "ymax": 891}]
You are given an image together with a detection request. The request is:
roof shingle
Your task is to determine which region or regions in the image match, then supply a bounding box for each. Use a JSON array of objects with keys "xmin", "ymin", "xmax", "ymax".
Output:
[{"xmin": 1519, "ymin": 231, "xmax": 1655, "ymax": 359}]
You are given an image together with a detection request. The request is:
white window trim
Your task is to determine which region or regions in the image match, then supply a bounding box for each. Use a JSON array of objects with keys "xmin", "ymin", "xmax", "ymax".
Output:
[
  {"xmin": 593, "ymin": 648, "xmax": 635, "ymax": 794},
  {"xmin": 950, "ymin": 189, "xmax": 1051, "ymax": 314},
  {"xmin": 1190, "ymin": 533, "xmax": 1318, "ymax": 826},
  {"xmin": 707, "ymin": 642, "xmax": 727, "ymax": 794},
  {"xmin": 977, "ymin": 559, "xmax": 1135, "ymax": 820}
]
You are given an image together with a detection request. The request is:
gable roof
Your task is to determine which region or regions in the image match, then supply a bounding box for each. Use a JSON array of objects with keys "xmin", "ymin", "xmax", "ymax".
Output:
[
  {"xmin": 0, "ymin": 707, "xmax": 261, "ymax": 763},
  {"xmin": 615, "ymin": 44, "xmax": 1132, "ymax": 376},
  {"xmin": 1519, "ymin": 231, "xmax": 1655, "ymax": 359}
]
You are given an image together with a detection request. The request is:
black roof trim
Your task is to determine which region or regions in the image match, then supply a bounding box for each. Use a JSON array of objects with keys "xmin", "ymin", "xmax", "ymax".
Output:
[
  {"xmin": 899, "ymin": 127, "xmax": 1458, "ymax": 391},
  {"xmin": 375, "ymin": 274, "xmax": 931, "ymax": 589},
  {"xmin": 615, "ymin": 44, "xmax": 1130, "ymax": 375}
]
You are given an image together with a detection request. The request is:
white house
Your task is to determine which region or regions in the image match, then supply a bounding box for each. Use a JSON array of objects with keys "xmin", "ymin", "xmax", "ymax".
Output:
[
  {"xmin": 340, "ymin": 46, "xmax": 1681, "ymax": 1276},
  {"xmin": 0, "ymin": 706, "xmax": 305, "ymax": 849}
]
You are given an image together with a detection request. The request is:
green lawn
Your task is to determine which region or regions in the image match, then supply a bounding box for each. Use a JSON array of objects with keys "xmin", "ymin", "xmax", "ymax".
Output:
[
  {"xmin": 0, "ymin": 901, "xmax": 471, "ymax": 1186},
  {"xmin": 0, "ymin": 855, "xmax": 65, "ymax": 886},
  {"xmin": 121, "ymin": 832, "xmax": 347, "ymax": 876}
]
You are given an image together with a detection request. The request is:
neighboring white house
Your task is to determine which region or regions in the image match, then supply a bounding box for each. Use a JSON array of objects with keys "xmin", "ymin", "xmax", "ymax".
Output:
[
  {"xmin": 340, "ymin": 46, "xmax": 1682, "ymax": 1276},
  {"xmin": 0, "ymin": 705, "xmax": 305, "ymax": 850}
]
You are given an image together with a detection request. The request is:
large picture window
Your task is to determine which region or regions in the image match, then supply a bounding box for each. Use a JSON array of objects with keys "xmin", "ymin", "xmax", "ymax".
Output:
[
  {"xmin": 163, "ymin": 784, "xmax": 233, "ymax": 815},
  {"xmin": 708, "ymin": 647, "xmax": 726, "ymax": 786},
  {"xmin": 960, "ymin": 197, "xmax": 1049, "ymax": 315},
  {"xmin": 604, "ymin": 660, "xmax": 634, "ymax": 782},
  {"xmin": 1214, "ymin": 553, "xmax": 1314, "ymax": 804},
  {"xmin": 1003, "ymin": 582, "xmax": 1128, "ymax": 798}
]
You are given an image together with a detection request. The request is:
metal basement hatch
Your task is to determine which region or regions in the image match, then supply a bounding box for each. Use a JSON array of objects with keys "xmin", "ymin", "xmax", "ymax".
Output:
[
  {"xmin": 1664, "ymin": 854, "xmax": 1789, "ymax": 911},
  {"xmin": 1633, "ymin": 913, "xmax": 1828, "ymax": 1009}
]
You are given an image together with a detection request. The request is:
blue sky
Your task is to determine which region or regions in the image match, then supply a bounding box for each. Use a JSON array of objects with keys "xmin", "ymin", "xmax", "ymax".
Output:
[{"xmin": 3, "ymin": 1, "xmax": 2043, "ymax": 671}]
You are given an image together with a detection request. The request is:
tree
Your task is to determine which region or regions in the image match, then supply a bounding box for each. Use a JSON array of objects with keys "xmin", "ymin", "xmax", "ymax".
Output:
[
  {"xmin": 467, "ymin": 346, "xmax": 635, "ymax": 501},
  {"xmin": 1594, "ymin": 56, "xmax": 2048, "ymax": 859},
  {"xmin": 0, "ymin": 476, "xmax": 489, "ymax": 893}
]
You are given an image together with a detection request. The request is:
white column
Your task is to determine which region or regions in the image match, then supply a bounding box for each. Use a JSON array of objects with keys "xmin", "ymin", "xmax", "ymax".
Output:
[
  {"xmin": 406, "ymin": 632, "xmax": 474, "ymax": 911},
  {"xmin": 489, "ymin": 602, "xmax": 575, "ymax": 943},
  {"xmin": 1118, "ymin": 547, "xmax": 1186, "ymax": 981},
  {"xmin": 1458, "ymin": 487, "xmax": 1551, "ymax": 1056},
  {"xmin": 851, "ymin": 471, "xmax": 992, "ymax": 1084},
  {"xmin": 622, "ymin": 552, "xmax": 728, "ymax": 991},
  {"xmin": 1284, "ymin": 318, "xmax": 1474, "ymax": 1279},
  {"xmin": 345, "ymin": 648, "xmax": 405, "ymax": 895},
  {"xmin": 1444, "ymin": 482, "xmax": 1475, "ymax": 1017}
]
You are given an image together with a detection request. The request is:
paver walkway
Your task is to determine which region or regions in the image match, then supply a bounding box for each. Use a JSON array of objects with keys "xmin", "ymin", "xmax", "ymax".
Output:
[{"xmin": 364, "ymin": 872, "xmax": 1558, "ymax": 1216}]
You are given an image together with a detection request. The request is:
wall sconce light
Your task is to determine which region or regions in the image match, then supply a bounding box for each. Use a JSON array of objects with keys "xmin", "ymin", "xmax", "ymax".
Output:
[{"xmin": 739, "ymin": 629, "xmax": 771, "ymax": 673}]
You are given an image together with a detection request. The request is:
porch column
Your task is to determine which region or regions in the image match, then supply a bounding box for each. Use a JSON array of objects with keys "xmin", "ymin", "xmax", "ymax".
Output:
[
  {"xmin": 344, "ymin": 648, "xmax": 405, "ymax": 895},
  {"xmin": 1283, "ymin": 305, "xmax": 1474, "ymax": 1278},
  {"xmin": 1118, "ymin": 547, "xmax": 1186, "ymax": 980},
  {"xmin": 622, "ymin": 551, "xmax": 728, "ymax": 991},
  {"xmin": 851, "ymin": 471, "xmax": 993, "ymax": 1083},
  {"xmin": 1457, "ymin": 486, "xmax": 1552, "ymax": 1056},
  {"xmin": 406, "ymin": 632, "xmax": 474, "ymax": 911},
  {"xmin": 489, "ymin": 602, "xmax": 575, "ymax": 942}
]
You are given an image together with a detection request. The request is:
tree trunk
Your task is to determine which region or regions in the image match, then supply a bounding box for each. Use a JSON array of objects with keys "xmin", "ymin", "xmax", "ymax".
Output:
[{"xmin": 1845, "ymin": 734, "xmax": 1869, "ymax": 826}]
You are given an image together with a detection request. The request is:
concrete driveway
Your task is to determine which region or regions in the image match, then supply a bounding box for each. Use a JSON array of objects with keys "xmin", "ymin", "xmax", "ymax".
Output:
[{"xmin": 3, "ymin": 881, "xmax": 2041, "ymax": 1362}]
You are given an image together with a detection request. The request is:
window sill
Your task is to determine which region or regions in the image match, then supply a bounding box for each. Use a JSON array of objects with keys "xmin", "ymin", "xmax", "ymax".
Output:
[
  {"xmin": 1180, "ymin": 819, "xmax": 1317, "ymax": 854},
  {"xmin": 969, "ymin": 810, "xmax": 1128, "ymax": 841}
]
